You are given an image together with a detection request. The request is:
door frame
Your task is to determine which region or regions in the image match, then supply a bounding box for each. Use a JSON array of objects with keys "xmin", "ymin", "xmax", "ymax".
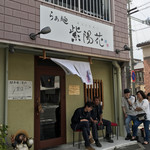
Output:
[{"xmin": 34, "ymin": 57, "xmax": 66, "ymax": 150}]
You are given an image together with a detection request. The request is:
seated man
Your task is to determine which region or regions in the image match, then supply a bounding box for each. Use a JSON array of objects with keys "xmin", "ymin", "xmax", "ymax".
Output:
[
  {"xmin": 71, "ymin": 102, "xmax": 101, "ymax": 150},
  {"xmin": 91, "ymin": 97, "xmax": 114, "ymax": 143}
]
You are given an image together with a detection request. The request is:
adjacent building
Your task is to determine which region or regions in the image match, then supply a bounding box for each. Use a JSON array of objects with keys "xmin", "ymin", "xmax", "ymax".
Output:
[
  {"xmin": 0, "ymin": 0, "xmax": 130, "ymax": 149},
  {"xmin": 134, "ymin": 60, "xmax": 144, "ymax": 92},
  {"xmin": 137, "ymin": 41, "xmax": 150, "ymax": 94}
]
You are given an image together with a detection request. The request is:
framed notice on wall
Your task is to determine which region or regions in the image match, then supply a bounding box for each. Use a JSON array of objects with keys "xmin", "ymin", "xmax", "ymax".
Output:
[
  {"xmin": 8, "ymin": 80, "xmax": 32, "ymax": 100},
  {"xmin": 69, "ymin": 85, "xmax": 80, "ymax": 95}
]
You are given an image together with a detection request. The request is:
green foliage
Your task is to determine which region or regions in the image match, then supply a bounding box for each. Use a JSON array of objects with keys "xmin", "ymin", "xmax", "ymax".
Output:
[{"xmin": 0, "ymin": 124, "xmax": 8, "ymax": 150}]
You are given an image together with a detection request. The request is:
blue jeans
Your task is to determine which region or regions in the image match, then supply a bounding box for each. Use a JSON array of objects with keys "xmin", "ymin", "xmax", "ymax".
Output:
[
  {"xmin": 125, "ymin": 115, "xmax": 136, "ymax": 134},
  {"xmin": 133, "ymin": 119, "xmax": 150, "ymax": 142}
]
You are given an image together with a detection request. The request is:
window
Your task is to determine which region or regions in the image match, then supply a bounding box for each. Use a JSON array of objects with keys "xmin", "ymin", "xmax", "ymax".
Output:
[
  {"xmin": 136, "ymin": 72, "xmax": 139, "ymax": 83},
  {"xmin": 44, "ymin": 0, "xmax": 112, "ymax": 22},
  {"xmin": 136, "ymin": 71, "xmax": 144, "ymax": 83},
  {"xmin": 139, "ymin": 72, "xmax": 144, "ymax": 82},
  {"xmin": 84, "ymin": 79, "xmax": 104, "ymax": 109}
]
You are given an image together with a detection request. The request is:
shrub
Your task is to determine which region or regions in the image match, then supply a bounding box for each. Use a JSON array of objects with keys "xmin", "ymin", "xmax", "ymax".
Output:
[{"xmin": 0, "ymin": 124, "xmax": 8, "ymax": 150}]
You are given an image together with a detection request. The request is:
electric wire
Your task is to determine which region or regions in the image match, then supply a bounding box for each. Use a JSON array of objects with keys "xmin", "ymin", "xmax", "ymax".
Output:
[
  {"xmin": 134, "ymin": 26, "xmax": 150, "ymax": 31},
  {"xmin": 138, "ymin": 5, "xmax": 150, "ymax": 12},
  {"xmin": 131, "ymin": 1, "xmax": 150, "ymax": 13},
  {"xmin": 130, "ymin": 0, "xmax": 147, "ymax": 61},
  {"xmin": 137, "ymin": 1, "xmax": 150, "ymax": 9},
  {"xmin": 139, "ymin": 11, "xmax": 146, "ymax": 18}
]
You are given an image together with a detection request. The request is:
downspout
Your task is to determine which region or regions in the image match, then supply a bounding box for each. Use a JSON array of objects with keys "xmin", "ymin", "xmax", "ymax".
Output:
[
  {"xmin": 112, "ymin": 61, "xmax": 124, "ymax": 136},
  {"xmin": 4, "ymin": 48, "xmax": 8, "ymax": 125},
  {"xmin": 112, "ymin": 67, "xmax": 117, "ymax": 126}
]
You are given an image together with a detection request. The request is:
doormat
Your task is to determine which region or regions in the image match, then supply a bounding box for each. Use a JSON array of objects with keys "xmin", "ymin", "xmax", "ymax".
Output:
[{"xmin": 114, "ymin": 143, "xmax": 145, "ymax": 150}]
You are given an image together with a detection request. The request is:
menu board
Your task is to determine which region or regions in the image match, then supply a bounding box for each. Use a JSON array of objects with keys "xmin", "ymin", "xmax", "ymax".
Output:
[{"xmin": 8, "ymin": 80, "xmax": 32, "ymax": 100}]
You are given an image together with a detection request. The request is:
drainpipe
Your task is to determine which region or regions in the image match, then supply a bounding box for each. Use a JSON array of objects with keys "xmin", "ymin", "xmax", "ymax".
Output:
[
  {"xmin": 4, "ymin": 48, "xmax": 8, "ymax": 125},
  {"xmin": 112, "ymin": 67, "xmax": 117, "ymax": 126},
  {"xmin": 112, "ymin": 61, "xmax": 124, "ymax": 136}
]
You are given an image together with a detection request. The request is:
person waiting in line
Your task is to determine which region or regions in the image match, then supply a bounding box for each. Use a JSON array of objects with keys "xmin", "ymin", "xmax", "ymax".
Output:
[
  {"xmin": 147, "ymin": 93, "xmax": 150, "ymax": 138},
  {"xmin": 91, "ymin": 96, "xmax": 114, "ymax": 143},
  {"xmin": 147, "ymin": 93, "xmax": 150, "ymax": 108},
  {"xmin": 140, "ymin": 92, "xmax": 150, "ymax": 140},
  {"xmin": 122, "ymin": 88, "xmax": 136, "ymax": 140},
  {"xmin": 71, "ymin": 102, "xmax": 101, "ymax": 150},
  {"xmin": 130, "ymin": 90, "xmax": 150, "ymax": 145}
]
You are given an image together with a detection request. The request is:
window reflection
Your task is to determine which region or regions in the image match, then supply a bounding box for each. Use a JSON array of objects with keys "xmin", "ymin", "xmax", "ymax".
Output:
[{"xmin": 40, "ymin": 75, "xmax": 61, "ymax": 140}]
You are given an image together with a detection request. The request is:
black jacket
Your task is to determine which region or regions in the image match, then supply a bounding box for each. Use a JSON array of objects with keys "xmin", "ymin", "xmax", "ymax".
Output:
[
  {"xmin": 91, "ymin": 104, "xmax": 103, "ymax": 121},
  {"xmin": 71, "ymin": 107, "xmax": 91, "ymax": 130}
]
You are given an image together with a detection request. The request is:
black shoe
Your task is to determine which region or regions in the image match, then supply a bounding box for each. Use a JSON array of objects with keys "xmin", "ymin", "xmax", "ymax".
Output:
[
  {"xmin": 105, "ymin": 137, "xmax": 114, "ymax": 143},
  {"xmin": 130, "ymin": 136, "xmax": 138, "ymax": 141},
  {"xmin": 125, "ymin": 136, "xmax": 131, "ymax": 140},
  {"xmin": 125, "ymin": 133, "xmax": 131, "ymax": 140},
  {"xmin": 95, "ymin": 140, "xmax": 102, "ymax": 147}
]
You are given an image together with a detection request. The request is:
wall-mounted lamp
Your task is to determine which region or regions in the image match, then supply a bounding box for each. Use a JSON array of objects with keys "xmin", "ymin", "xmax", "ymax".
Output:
[
  {"xmin": 115, "ymin": 45, "xmax": 130, "ymax": 54},
  {"xmin": 9, "ymin": 45, "xmax": 15, "ymax": 53},
  {"xmin": 29, "ymin": 26, "xmax": 51, "ymax": 40}
]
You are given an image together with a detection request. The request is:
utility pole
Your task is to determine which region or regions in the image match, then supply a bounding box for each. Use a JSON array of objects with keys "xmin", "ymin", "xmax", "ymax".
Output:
[
  {"xmin": 127, "ymin": 1, "xmax": 150, "ymax": 94},
  {"xmin": 128, "ymin": 0, "xmax": 135, "ymax": 95}
]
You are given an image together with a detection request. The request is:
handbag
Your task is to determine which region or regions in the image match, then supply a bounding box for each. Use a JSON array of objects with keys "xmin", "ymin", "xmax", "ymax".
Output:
[{"xmin": 136, "ymin": 113, "xmax": 147, "ymax": 121}]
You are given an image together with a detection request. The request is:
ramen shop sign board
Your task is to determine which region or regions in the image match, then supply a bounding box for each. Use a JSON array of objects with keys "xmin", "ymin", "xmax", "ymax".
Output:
[{"xmin": 40, "ymin": 5, "xmax": 114, "ymax": 51}]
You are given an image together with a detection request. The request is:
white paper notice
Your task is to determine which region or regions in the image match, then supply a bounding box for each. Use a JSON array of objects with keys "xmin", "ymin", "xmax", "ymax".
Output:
[{"xmin": 8, "ymin": 80, "xmax": 32, "ymax": 100}]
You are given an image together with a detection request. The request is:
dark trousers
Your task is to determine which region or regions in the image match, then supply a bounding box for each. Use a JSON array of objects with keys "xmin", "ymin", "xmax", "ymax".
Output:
[
  {"xmin": 90, "ymin": 122, "xmax": 98, "ymax": 141},
  {"xmin": 102, "ymin": 119, "xmax": 111, "ymax": 137},
  {"xmin": 75, "ymin": 121, "xmax": 98, "ymax": 146},
  {"xmin": 75, "ymin": 121, "xmax": 90, "ymax": 146}
]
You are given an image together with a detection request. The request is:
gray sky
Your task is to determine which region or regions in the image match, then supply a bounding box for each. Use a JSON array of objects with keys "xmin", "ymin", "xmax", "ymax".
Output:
[{"xmin": 130, "ymin": 0, "xmax": 150, "ymax": 61}]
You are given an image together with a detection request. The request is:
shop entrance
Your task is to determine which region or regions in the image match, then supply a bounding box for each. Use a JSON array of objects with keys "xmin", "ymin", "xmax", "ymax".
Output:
[{"xmin": 34, "ymin": 57, "xmax": 66, "ymax": 150}]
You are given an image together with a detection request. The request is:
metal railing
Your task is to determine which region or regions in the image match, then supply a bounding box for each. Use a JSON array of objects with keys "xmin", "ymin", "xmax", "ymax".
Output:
[{"xmin": 44, "ymin": 0, "xmax": 112, "ymax": 22}]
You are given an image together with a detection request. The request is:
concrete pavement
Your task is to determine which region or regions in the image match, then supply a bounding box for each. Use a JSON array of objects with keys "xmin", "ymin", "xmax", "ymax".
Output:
[{"xmin": 47, "ymin": 136, "xmax": 145, "ymax": 150}]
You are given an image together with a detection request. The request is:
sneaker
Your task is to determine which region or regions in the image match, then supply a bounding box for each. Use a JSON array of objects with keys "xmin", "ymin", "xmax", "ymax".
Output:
[
  {"xmin": 105, "ymin": 137, "xmax": 114, "ymax": 143},
  {"xmin": 125, "ymin": 133, "xmax": 131, "ymax": 140},
  {"xmin": 85, "ymin": 145, "xmax": 95, "ymax": 150},
  {"xmin": 89, "ymin": 138, "xmax": 95, "ymax": 144},
  {"xmin": 95, "ymin": 140, "xmax": 102, "ymax": 147}
]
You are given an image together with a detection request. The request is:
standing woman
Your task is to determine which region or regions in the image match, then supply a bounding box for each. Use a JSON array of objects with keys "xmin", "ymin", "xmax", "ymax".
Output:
[{"xmin": 130, "ymin": 90, "xmax": 150, "ymax": 145}]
